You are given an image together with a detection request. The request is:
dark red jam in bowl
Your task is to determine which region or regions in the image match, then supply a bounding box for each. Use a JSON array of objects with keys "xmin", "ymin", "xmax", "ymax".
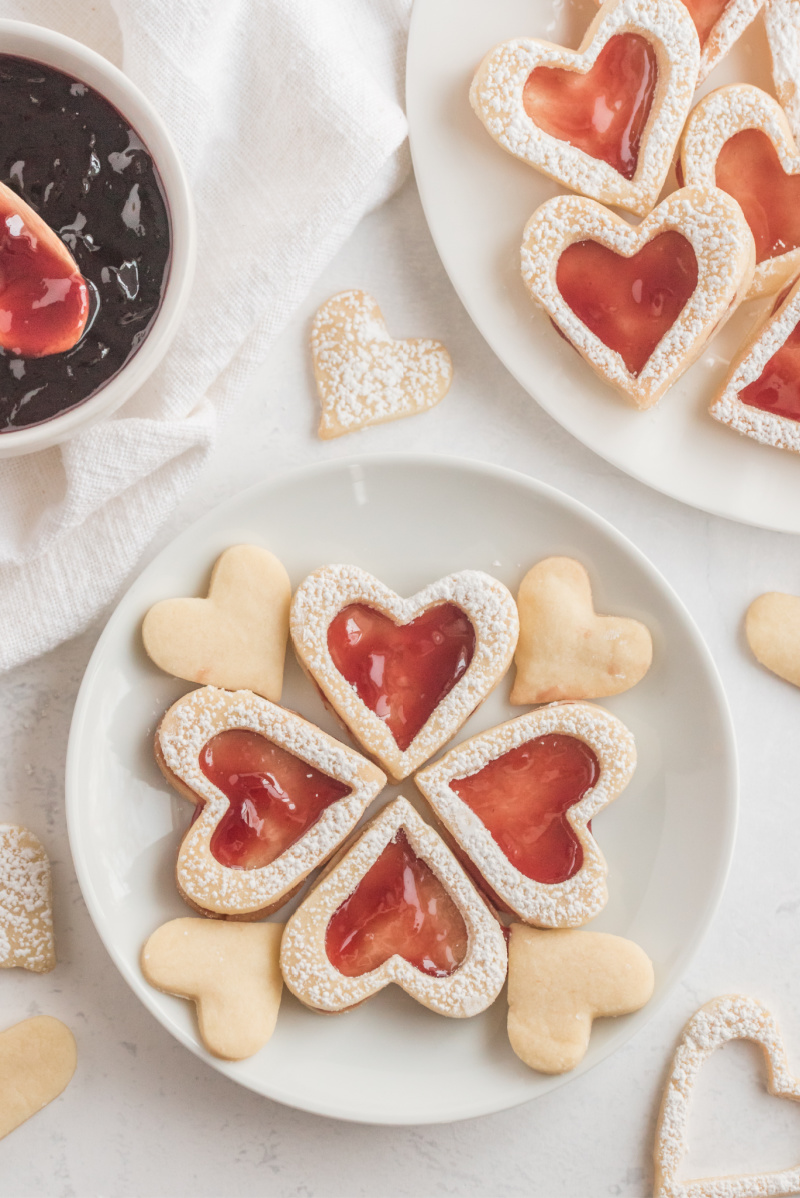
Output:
[{"xmin": 0, "ymin": 54, "xmax": 172, "ymax": 432}]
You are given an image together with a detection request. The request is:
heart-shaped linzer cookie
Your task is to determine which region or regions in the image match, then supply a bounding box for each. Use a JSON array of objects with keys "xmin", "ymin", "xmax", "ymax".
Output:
[
  {"xmin": 0, "ymin": 1016, "xmax": 76, "ymax": 1141},
  {"xmin": 470, "ymin": 0, "xmax": 699, "ymax": 216},
  {"xmin": 654, "ymin": 995, "xmax": 800, "ymax": 1197},
  {"xmin": 766, "ymin": 0, "xmax": 800, "ymax": 146},
  {"xmin": 521, "ymin": 187, "xmax": 755, "ymax": 410},
  {"xmin": 0, "ymin": 824, "xmax": 55, "ymax": 973},
  {"xmin": 510, "ymin": 557, "xmax": 653, "ymax": 704},
  {"xmin": 506, "ymin": 927, "xmax": 654, "ymax": 1073},
  {"xmin": 142, "ymin": 544, "xmax": 291, "ymax": 701},
  {"xmin": 746, "ymin": 591, "xmax": 800, "ymax": 684},
  {"xmin": 141, "ymin": 919, "xmax": 283, "ymax": 1060},
  {"xmin": 311, "ymin": 290, "xmax": 452, "ymax": 439}
]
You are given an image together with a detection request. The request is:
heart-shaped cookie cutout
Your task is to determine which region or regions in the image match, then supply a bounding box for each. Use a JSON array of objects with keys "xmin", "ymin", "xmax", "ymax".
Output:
[
  {"xmin": 745, "ymin": 591, "xmax": 800, "ymax": 683},
  {"xmin": 506, "ymin": 926, "xmax": 654, "ymax": 1073},
  {"xmin": 510, "ymin": 557, "xmax": 653, "ymax": 704},
  {"xmin": 521, "ymin": 187, "xmax": 755, "ymax": 409},
  {"xmin": 311, "ymin": 290, "xmax": 452, "ymax": 439},
  {"xmin": 280, "ymin": 796, "xmax": 507, "ymax": 1017},
  {"xmin": 290, "ymin": 565, "xmax": 519, "ymax": 780},
  {"xmin": 141, "ymin": 919, "xmax": 283, "ymax": 1060},
  {"xmin": 654, "ymin": 995, "xmax": 800, "ymax": 1197},
  {"xmin": 470, "ymin": 0, "xmax": 699, "ymax": 216},
  {"xmin": 766, "ymin": 0, "xmax": 800, "ymax": 146},
  {"xmin": 142, "ymin": 544, "xmax": 291, "ymax": 701},
  {"xmin": 0, "ymin": 824, "xmax": 55, "ymax": 973},
  {"xmin": 0, "ymin": 1016, "xmax": 76, "ymax": 1141}
]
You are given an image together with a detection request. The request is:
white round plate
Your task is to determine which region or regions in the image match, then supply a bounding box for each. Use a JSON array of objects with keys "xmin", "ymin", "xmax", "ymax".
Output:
[
  {"xmin": 407, "ymin": 0, "xmax": 800, "ymax": 532},
  {"xmin": 66, "ymin": 455, "xmax": 737, "ymax": 1124}
]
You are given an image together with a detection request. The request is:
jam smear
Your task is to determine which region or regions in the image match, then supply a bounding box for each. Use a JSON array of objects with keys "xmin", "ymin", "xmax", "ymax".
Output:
[
  {"xmin": 451, "ymin": 734, "xmax": 600, "ymax": 884},
  {"xmin": 715, "ymin": 129, "xmax": 800, "ymax": 265},
  {"xmin": 683, "ymin": 0, "xmax": 731, "ymax": 46},
  {"xmin": 740, "ymin": 316, "xmax": 800, "ymax": 422},
  {"xmin": 199, "ymin": 729, "xmax": 351, "ymax": 870},
  {"xmin": 556, "ymin": 232, "xmax": 698, "ymax": 375},
  {"xmin": 327, "ymin": 603, "xmax": 476, "ymax": 751},
  {"xmin": 325, "ymin": 829, "xmax": 468, "ymax": 977},
  {"xmin": 523, "ymin": 34, "xmax": 658, "ymax": 179}
]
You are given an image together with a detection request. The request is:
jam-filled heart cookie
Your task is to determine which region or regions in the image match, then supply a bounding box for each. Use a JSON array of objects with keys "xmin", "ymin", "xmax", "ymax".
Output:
[
  {"xmin": 470, "ymin": 0, "xmax": 699, "ymax": 216},
  {"xmin": 290, "ymin": 565, "xmax": 519, "ymax": 781},
  {"xmin": 0, "ymin": 1017, "xmax": 77, "ymax": 1142},
  {"xmin": 521, "ymin": 187, "xmax": 755, "ymax": 409},
  {"xmin": 766, "ymin": 0, "xmax": 800, "ymax": 146},
  {"xmin": 414, "ymin": 702, "xmax": 636, "ymax": 927},
  {"xmin": 280, "ymin": 797, "xmax": 507, "ymax": 1017},
  {"xmin": 155, "ymin": 686, "xmax": 386, "ymax": 919},
  {"xmin": 0, "ymin": 824, "xmax": 55, "ymax": 973}
]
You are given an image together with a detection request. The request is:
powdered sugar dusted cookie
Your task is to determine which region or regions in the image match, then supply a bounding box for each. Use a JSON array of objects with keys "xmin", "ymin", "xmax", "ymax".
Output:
[
  {"xmin": 510, "ymin": 557, "xmax": 653, "ymax": 704},
  {"xmin": 746, "ymin": 591, "xmax": 800, "ymax": 685},
  {"xmin": 507, "ymin": 926, "xmax": 654, "ymax": 1073},
  {"xmin": 470, "ymin": 0, "xmax": 699, "ymax": 216},
  {"xmin": 521, "ymin": 187, "xmax": 755, "ymax": 410},
  {"xmin": 280, "ymin": 797, "xmax": 507, "ymax": 1018},
  {"xmin": 766, "ymin": 0, "xmax": 800, "ymax": 145},
  {"xmin": 311, "ymin": 290, "xmax": 452, "ymax": 439},
  {"xmin": 0, "ymin": 824, "xmax": 55, "ymax": 973},
  {"xmin": 290, "ymin": 565, "xmax": 519, "ymax": 781},
  {"xmin": 414, "ymin": 702, "xmax": 636, "ymax": 927},
  {"xmin": 155, "ymin": 686, "xmax": 386, "ymax": 919},
  {"xmin": 0, "ymin": 1016, "xmax": 76, "ymax": 1141}
]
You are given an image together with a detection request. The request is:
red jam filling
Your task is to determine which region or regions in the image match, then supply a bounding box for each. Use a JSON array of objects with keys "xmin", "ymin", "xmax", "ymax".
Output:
[
  {"xmin": 325, "ymin": 829, "xmax": 469, "ymax": 978},
  {"xmin": 327, "ymin": 603, "xmax": 476, "ymax": 752},
  {"xmin": 715, "ymin": 129, "xmax": 800, "ymax": 265},
  {"xmin": 683, "ymin": 0, "xmax": 731, "ymax": 45},
  {"xmin": 556, "ymin": 232, "xmax": 698, "ymax": 376},
  {"xmin": 451, "ymin": 734, "xmax": 600, "ymax": 884},
  {"xmin": 740, "ymin": 316, "xmax": 800, "ymax": 422},
  {"xmin": 522, "ymin": 34, "xmax": 658, "ymax": 179},
  {"xmin": 199, "ymin": 729, "xmax": 351, "ymax": 870}
]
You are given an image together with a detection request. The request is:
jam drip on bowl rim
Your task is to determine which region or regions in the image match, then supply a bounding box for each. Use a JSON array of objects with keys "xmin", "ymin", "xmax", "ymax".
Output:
[
  {"xmin": 715, "ymin": 129, "xmax": 800, "ymax": 266},
  {"xmin": 740, "ymin": 315, "xmax": 800, "ymax": 421}
]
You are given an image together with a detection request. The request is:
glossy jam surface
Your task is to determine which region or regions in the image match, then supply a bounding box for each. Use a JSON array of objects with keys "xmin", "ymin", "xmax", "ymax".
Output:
[
  {"xmin": 327, "ymin": 603, "xmax": 476, "ymax": 751},
  {"xmin": 451, "ymin": 734, "xmax": 600, "ymax": 884},
  {"xmin": 684, "ymin": 0, "xmax": 731, "ymax": 45},
  {"xmin": 556, "ymin": 232, "xmax": 698, "ymax": 375},
  {"xmin": 0, "ymin": 54, "xmax": 171, "ymax": 432},
  {"xmin": 740, "ymin": 317, "xmax": 800, "ymax": 421},
  {"xmin": 523, "ymin": 35, "xmax": 658, "ymax": 179},
  {"xmin": 199, "ymin": 729, "xmax": 351, "ymax": 870},
  {"xmin": 325, "ymin": 829, "xmax": 469, "ymax": 978},
  {"xmin": 715, "ymin": 129, "xmax": 800, "ymax": 265}
]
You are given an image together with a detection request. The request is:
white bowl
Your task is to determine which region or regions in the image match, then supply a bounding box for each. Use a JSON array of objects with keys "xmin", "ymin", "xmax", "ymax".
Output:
[{"xmin": 0, "ymin": 20, "xmax": 196, "ymax": 457}]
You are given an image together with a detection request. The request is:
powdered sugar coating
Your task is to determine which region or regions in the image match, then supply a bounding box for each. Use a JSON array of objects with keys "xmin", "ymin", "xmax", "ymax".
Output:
[
  {"xmin": 654, "ymin": 995, "xmax": 800, "ymax": 1197},
  {"xmin": 156, "ymin": 687, "xmax": 386, "ymax": 917},
  {"xmin": 415, "ymin": 702, "xmax": 636, "ymax": 927},
  {"xmin": 469, "ymin": 0, "xmax": 699, "ymax": 216},
  {"xmin": 311, "ymin": 290, "xmax": 452, "ymax": 439},
  {"xmin": 765, "ymin": 0, "xmax": 800, "ymax": 145},
  {"xmin": 0, "ymin": 824, "xmax": 55, "ymax": 973},
  {"xmin": 280, "ymin": 796, "xmax": 508, "ymax": 1017},
  {"xmin": 521, "ymin": 187, "xmax": 755, "ymax": 409},
  {"xmin": 290, "ymin": 565, "xmax": 519, "ymax": 781}
]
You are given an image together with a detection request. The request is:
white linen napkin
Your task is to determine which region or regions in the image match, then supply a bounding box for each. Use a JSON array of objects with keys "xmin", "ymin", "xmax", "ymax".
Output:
[{"xmin": 0, "ymin": 0, "xmax": 411, "ymax": 671}]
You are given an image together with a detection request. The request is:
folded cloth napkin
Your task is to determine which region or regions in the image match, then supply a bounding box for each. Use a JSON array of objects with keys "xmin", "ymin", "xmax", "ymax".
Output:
[{"xmin": 0, "ymin": 0, "xmax": 411, "ymax": 672}]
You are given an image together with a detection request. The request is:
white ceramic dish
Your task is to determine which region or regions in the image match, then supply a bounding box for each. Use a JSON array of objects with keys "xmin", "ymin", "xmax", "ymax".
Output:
[
  {"xmin": 406, "ymin": 0, "xmax": 800, "ymax": 533},
  {"xmin": 66, "ymin": 455, "xmax": 737, "ymax": 1124},
  {"xmin": 0, "ymin": 20, "xmax": 196, "ymax": 457}
]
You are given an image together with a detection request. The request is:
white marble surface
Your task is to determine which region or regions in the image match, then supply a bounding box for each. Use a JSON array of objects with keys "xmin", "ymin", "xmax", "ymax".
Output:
[{"xmin": 4, "ymin": 177, "xmax": 800, "ymax": 1196}]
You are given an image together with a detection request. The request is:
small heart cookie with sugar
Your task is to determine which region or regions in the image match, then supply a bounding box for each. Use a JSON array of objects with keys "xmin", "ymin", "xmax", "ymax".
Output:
[
  {"xmin": 0, "ymin": 1016, "xmax": 76, "ymax": 1141},
  {"xmin": 0, "ymin": 823, "xmax": 55, "ymax": 973},
  {"xmin": 311, "ymin": 290, "xmax": 452, "ymax": 439},
  {"xmin": 746, "ymin": 591, "xmax": 800, "ymax": 686},
  {"xmin": 507, "ymin": 926, "xmax": 654, "ymax": 1073},
  {"xmin": 141, "ymin": 919, "xmax": 283, "ymax": 1060},
  {"xmin": 510, "ymin": 557, "xmax": 653, "ymax": 705},
  {"xmin": 142, "ymin": 544, "xmax": 291, "ymax": 701}
]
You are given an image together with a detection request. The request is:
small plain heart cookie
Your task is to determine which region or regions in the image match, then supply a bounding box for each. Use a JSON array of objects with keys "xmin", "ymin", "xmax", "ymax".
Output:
[
  {"xmin": 141, "ymin": 919, "xmax": 283, "ymax": 1060},
  {"xmin": 746, "ymin": 592, "xmax": 800, "ymax": 684},
  {"xmin": 510, "ymin": 557, "xmax": 653, "ymax": 705},
  {"xmin": 0, "ymin": 1016, "xmax": 76, "ymax": 1141},
  {"xmin": 506, "ymin": 926, "xmax": 654, "ymax": 1073},
  {"xmin": 311, "ymin": 290, "xmax": 452, "ymax": 439},
  {"xmin": 0, "ymin": 824, "xmax": 55, "ymax": 973},
  {"xmin": 142, "ymin": 544, "xmax": 291, "ymax": 701}
]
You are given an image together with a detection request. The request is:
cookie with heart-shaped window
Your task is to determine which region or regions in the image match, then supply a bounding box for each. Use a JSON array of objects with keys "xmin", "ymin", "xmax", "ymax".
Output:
[
  {"xmin": 0, "ymin": 823, "xmax": 55, "ymax": 973},
  {"xmin": 766, "ymin": 0, "xmax": 800, "ymax": 145}
]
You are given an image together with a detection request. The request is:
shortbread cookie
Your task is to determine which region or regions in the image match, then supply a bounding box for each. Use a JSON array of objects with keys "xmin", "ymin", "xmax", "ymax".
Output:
[
  {"xmin": 414, "ymin": 702, "xmax": 636, "ymax": 927},
  {"xmin": 290, "ymin": 565, "xmax": 519, "ymax": 781},
  {"xmin": 280, "ymin": 796, "xmax": 507, "ymax": 1017},
  {"xmin": 141, "ymin": 919, "xmax": 283, "ymax": 1060},
  {"xmin": 311, "ymin": 290, "xmax": 452, "ymax": 439},
  {"xmin": 155, "ymin": 686, "xmax": 386, "ymax": 918},
  {"xmin": 680, "ymin": 85, "xmax": 800, "ymax": 298},
  {"xmin": 0, "ymin": 824, "xmax": 55, "ymax": 973},
  {"xmin": 766, "ymin": 0, "xmax": 800, "ymax": 145},
  {"xmin": 521, "ymin": 187, "xmax": 755, "ymax": 410},
  {"xmin": 507, "ymin": 926, "xmax": 654, "ymax": 1074},
  {"xmin": 654, "ymin": 995, "xmax": 800, "ymax": 1198},
  {"xmin": 0, "ymin": 1016, "xmax": 76, "ymax": 1141},
  {"xmin": 142, "ymin": 545, "xmax": 291, "ymax": 701},
  {"xmin": 510, "ymin": 557, "xmax": 653, "ymax": 704},
  {"xmin": 470, "ymin": 0, "xmax": 699, "ymax": 216},
  {"xmin": 746, "ymin": 591, "xmax": 800, "ymax": 685}
]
